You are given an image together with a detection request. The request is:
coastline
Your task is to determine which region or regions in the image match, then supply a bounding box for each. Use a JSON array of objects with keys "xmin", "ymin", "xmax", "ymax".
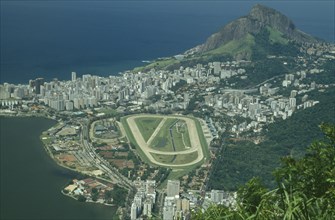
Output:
[
  {"xmin": 1, "ymin": 114, "xmax": 121, "ymax": 208},
  {"xmin": 0, "ymin": 111, "xmax": 51, "ymax": 118},
  {"xmin": 60, "ymin": 189, "xmax": 115, "ymax": 207},
  {"xmin": 1, "ymin": 116, "xmax": 119, "ymax": 220},
  {"xmin": 38, "ymin": 118, "xmax": 123, "ymax": 207}
]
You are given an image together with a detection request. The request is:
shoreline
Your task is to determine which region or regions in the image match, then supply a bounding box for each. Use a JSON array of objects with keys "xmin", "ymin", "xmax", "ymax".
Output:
[
  {"xmin": 1, "ymin": 114, "xmax": 120, "ymax": 220},
  {"xmin": 1, "ymin": 114, "xmax": 120, "ymax": 208},
  {"xmin": 0, "ymin": 112, "xmax": 51, "ymax": 118},
  {"xmin": 60, "ymin": 190, "xmax": 115, "ymax": 207}
]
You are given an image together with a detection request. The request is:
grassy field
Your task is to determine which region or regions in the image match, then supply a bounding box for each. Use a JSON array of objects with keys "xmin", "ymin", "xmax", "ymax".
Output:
[
  {"xmin": 151, "ymin": 152, "xmax": 198, "ymax": 165},
  {"xmin": 170, "ymin": 120, "xmax": 191, "ymax": 151},
  {"xmin": 120, "ymin": 116, "xmax": 156, "ymax": 166},
  {"xmin": 267, "ymin": 26, "xmax": 288, "ymax": 45},
  {"xmin": 134, "ymin": 117, "xmax": 163, "ymax": 142},
  {"xmin": 150, "ymin": 154, "xmax": 175, "ymax": 164},
  {"xmin": 96, "ymin": 108, "xmax": 119, "ymax": 116},
  {"xmin": 205, "ymin": 33, "xmax": 255, "ymax": 57},
  {"xmin": 150, "ymin": 119, "xmax": 190, "ymax": 152},
  {"xmin": 133, "ymin": 58, "xmax": 180, "ymax": 72},
  {"xmin": 159, "ymin": 117, "xmax": 210, "ymax": 187},
  {"xmin": 194, "ymin": 117, "xmax": 210, "ymax": 161},
  {"xmin": 121, "ymin": 114, "xmax": 211, "ymax": 190},
  {"xmin": 40, "ymin": 134, "xmax": 53, "ymax": 145},
  {"xmin": 121, "ymin": 114, "xmax": 209, "ymax": 173},
  {"xmin": 150, "ymin": 118, "xmax": 177, "ymax": 152},
  {"xmin": 174, "ymin": 152, "xmax": 198, "ymax": 164},
  {"xmin": 158, "ymin": 163, "xmax": 202, "ymax": 190}
]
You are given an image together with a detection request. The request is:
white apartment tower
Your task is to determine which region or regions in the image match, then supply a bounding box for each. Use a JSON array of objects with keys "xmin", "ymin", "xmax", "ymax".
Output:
[
  {"xmin": 211, "ymin": 190, "xmax": 225, "ymax": 204},
  {"xmin": 71, "ymin": 72, "xmax": 77, "ymax": 82},
  {"xmin": 167, "ymin": 180, "xmax": 180, "ymax": 197},
  {"xmin": 131, "ymin": 202, "xmax": 137, "ymax": 220}
]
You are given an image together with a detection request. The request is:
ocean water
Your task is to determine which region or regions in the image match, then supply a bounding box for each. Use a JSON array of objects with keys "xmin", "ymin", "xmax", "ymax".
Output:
[{"xmin": 0, "ymin": 1, "xmax": 334, "ymax": 84}]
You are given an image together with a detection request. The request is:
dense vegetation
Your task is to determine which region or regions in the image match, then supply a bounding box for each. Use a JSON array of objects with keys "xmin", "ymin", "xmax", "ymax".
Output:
[
  {"xmin": 208, "ymin": 87, "xmax": 335, "ymax": 191},
  {"xmin": 308, "ymin": 60, "xmax": 335, "ymax": 85},
  {"xmin": 252, "ymin": 27, "xmax": 300, "ymax": 60},
  {"xmin": 193, "ymin": 124, "xmax": 335, "ymax": 219},
  {"xmin": 111, "ymin": 185, "xmax": 128, "ymax": 207}
]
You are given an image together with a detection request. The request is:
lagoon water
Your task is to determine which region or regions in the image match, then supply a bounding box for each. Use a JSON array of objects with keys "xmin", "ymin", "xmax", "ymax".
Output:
[
  {"xmin": 0, "ymin": 117, "xmax": 116, "ymax": 220},
  {"xmin": 1, "ymin": 1, "xmax": 334, "ymax": 84}
]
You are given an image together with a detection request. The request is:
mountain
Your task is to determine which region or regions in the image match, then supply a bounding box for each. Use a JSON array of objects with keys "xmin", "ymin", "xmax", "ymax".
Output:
[
  {"xmin": 196, "ymin": 4, "xmax": 317, "ymax": 54},
  {"xmin": 134, "ymin": 4, "xmax": 321, "ymax": 72}
]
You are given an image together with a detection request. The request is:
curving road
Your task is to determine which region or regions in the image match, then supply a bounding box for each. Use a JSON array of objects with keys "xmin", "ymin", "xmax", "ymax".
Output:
[{"xmin": 126, "ymin": 114, "xmax": 204, "ymax": 167}]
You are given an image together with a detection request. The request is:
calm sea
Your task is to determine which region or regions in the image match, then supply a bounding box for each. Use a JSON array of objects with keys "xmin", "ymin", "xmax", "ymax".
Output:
[
  {"xmin": 0, "ymin": 117, "xmax": 117, "ymax": 220},
  {"xmin": 1, "ymin": 1, "xmax": 334, "ymax": 84}
]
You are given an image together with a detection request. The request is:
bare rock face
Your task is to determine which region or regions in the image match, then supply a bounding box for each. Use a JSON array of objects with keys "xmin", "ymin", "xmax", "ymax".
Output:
[
  {"xmin": 197, "ymin": 4, "xmax": 317, "ymax": 53},
  {"xmin": 198, "ymin": 16, "xmax": 261, "ymax": 52},
  {"xmin": 249, "ymin": 4, "xmax": 295, "ymax": 36}
]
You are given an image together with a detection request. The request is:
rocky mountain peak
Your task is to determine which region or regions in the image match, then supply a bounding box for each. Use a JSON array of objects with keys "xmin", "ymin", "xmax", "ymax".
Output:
[
  {"xmin": 196, "ymin": 4, "xmax": 317, "ymax": 54},
  {"xmin": 249, "ymin": 4, "xmax": 295, "ymax": 35}
]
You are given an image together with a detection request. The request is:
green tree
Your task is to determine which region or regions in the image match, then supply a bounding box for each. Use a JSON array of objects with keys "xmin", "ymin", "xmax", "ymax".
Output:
[
  {"xmin": 91, "ymin": 187, "xmax": 98, "ymax": 194},
  {"xmin": 105, "ymin": 190, "xmax": 112, "ymax": 200},
  {"xmin": 237, "ymin": 177, "xmax": 267, "ymax": 214},
  {"xmin": 111, "ymin": 185, "xmax": 128, "ymax": 207},
  {"xmin": 192, "ymin": 124, "xmax": 335, "ymax": 219},
  {"xmin": 77, "ymin": 195, "xmax": 87, "ymax": 202},
  {"xmin": 92, "ymin": 193, "xmax": 98, "ymax": 202}
]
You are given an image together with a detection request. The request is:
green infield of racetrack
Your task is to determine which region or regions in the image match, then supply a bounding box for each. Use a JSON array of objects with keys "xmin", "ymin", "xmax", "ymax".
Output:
[
  {"xmin": 134, "ymin": 117, "xmax": 163, "ymax": 142},
  {"xmin": 159, "ymin": 116, "xmax": 211, "ymax": 188},
  {"xmin": 121, "ymin": 114, "xmax": 210, "ymax": 170},
  {"xmin": 150, "ymin": 118, "xmax": 191, "ymax": 152},
  {"xmin": 121, "ymin": 116, "xmax": 155, "ymax": 166}
]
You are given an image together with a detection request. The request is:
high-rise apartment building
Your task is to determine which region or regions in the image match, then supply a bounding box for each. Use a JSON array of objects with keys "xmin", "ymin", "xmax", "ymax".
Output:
[{"xmin": 167, "ymin": 180, "xmax": 180, "ymax": 197}]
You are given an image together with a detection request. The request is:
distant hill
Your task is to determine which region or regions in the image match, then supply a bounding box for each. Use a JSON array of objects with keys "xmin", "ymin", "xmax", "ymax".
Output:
[
  {"xmin": 134, "ymin": 4, "xmax": 321, "ymax": 72},
  {"xmin": 193, "ymin": 4, "xmax": 318, "ymax": 59}
]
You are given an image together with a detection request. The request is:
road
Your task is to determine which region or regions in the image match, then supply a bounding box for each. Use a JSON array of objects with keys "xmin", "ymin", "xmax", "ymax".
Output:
[
  {"xmin": 80, "ymin": 120, "xmax": 133, "ymax": 189},
  {"xmin": 126, "ymin": 114, "xmax": 205, "ymax": 167}
]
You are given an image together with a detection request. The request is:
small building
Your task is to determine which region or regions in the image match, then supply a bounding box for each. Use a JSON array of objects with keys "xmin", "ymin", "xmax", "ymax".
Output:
[
  {"xmin": 64, "ymin": 184, "xmax": 77, "ymax": 193},
  {"xmin": 95, "ymin": 125, "xmax": 107, "ymax": 133}
]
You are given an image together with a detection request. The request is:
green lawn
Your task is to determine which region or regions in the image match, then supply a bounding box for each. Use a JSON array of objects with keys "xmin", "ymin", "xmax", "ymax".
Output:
[
  {"xmin": 134, "ymin": 117, "xmax": 163, "ymax": 142},
  {"xmin": 120, "ymin": 116, "xmax": 156, "ymax": 166},
  {"xmin": 151, "ymin": 154, "xmax": 175, "ymax": 164},
  {"xmin": 174, "ymin": 152, "xmax": 198, "ymax": 164},
  {"xmin": 176, "ymin": 121, "xmax": 192, "ymax": 149},
  {"xmin": 40, "ymin": 134, "xmax": 53, "ymax": 145},
  {"xmin": 150, "ymin": 119, "xmax": 190, "ymax": 152},
  {"xmin": 151, "ymin": 152, "xmax": 198, "ymax": 165},
  {"xmin": 194, "ymin": 117, "xmax": 210, "ymax": 161},
  {"xmin": 150, "ymin": 118, "xmax": 177, "ymax": 152},
  {"xmin": 170, "ymin": 120, "xmax": 191, "ymax": 151},
  {"xmin": 96, "ymin": 108, "xmax": 118, "ymax": 116}
]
